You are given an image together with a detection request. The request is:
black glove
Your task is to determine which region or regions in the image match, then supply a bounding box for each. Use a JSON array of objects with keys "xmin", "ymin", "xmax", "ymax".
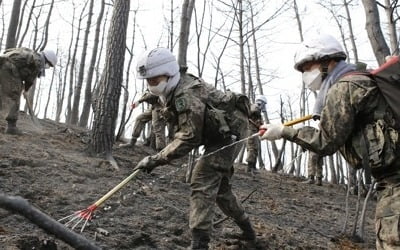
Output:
[{"xmin": 134, "ymin": 154, "xmax": 166, "ymax": 173}]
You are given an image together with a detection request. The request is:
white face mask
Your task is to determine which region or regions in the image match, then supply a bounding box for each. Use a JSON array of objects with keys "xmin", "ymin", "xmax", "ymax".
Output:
[
  {"xmin": 148, "ymin": 80, "xmax": 168, "ymax": 96},
  {"xmin": 302, "ymin": 67, "xmax": 322, "ymax": 91}
]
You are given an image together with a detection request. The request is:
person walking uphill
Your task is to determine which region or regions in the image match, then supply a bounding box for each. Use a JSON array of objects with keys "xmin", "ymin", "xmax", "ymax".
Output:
[
  {"xmin": 133, "ymin": 48, "xmax": 257, "ymax": 250},
  {"xmin": 0, "ymin": 47, "xmax": 57, "ymax": 134},
  {"xmin": 246, "ymin": 97, "xmax": 265, "ymax": 174},
  {"xmin": 260, "ymin": 34, "xmax": 400, "ymax": 250}
]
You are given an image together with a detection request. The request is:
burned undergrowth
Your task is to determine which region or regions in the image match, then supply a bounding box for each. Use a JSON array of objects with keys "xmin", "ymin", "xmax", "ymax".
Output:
[{"xmin": 0, "ymin": 113, "xmax": 376, "ymax": 249}]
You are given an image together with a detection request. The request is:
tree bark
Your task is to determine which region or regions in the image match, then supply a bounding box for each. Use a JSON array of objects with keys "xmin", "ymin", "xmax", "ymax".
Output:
[
  {"xmin": 89, "ymin": 0, "xmax": 130, "ymax": 156},
  {"xmin": 361, "ymin": 0, "xmax": 390, "ymax": 65},
  {"xmin": 5, "ymin": 0, "xmax": 22, "ymax": 49},
  {"xmin": 178, "ymin": 0, "xmax": 195, "ymax": 71}
]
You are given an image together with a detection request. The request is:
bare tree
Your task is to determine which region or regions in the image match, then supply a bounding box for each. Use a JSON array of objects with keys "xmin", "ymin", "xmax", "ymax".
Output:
[
  {"xmin": 116, "ymin": 8, "xmax": 138, "ymax": 141},
  {"xmin": 17, "ymin": 0, "xmax": 36, "ymax": 47},
  {"xmin": 70, "ymin": 0, "xmax": 94, "ymax": 125},
  {"xmin": 38, "ymin": 0, "xmax": 54, "ymax": 51},
  {"xmin": 66, "ymin": 1, "xmax": 88, "ymax": 124},
  {"xmin": 382, "ymin": 0, "xmax": 399, "ymax": 54},
  {"xmin": 79, "ymin": 0, "xmax": 106, "ymax": 128},
  {"xmin": 177, "ymin": 0, "xmax": 195, "ymax": 71},
  {"xmin": 5, "ymin": 0, "xmax": 22, "ymax": 49},
  {"xmin": 361, "ymin": 0, "xmax": 391, "ymax": 64},
  {"xmin": 89, "ymin": 0, "xmax": 130, "ymax": 166}
]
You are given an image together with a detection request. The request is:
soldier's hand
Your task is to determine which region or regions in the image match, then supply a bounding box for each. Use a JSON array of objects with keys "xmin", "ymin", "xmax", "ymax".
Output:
[
  {"xmin": 134, "ymin": 155, "xmax": 166, "ymax": 173},
  {"xmin": 259, "ymin": 123, "xmax": 284, "ymax": 140}
]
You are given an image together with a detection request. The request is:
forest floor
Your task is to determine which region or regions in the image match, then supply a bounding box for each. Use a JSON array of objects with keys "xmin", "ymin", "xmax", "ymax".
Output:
[{"xmin": 0, "ymin": 111, "xmax": 377, "ymax": 250}]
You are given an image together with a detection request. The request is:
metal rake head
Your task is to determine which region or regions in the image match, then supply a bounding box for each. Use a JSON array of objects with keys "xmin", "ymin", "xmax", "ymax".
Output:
[{"xmin": 59, "ymin": 204, "xmax": 97, "ymax": 232}]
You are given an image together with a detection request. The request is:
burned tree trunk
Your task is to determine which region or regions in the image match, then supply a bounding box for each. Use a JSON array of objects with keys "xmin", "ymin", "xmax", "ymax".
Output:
[{"xmin": 89, "ymin": 0, "xmax": 130, "ymax": 161}]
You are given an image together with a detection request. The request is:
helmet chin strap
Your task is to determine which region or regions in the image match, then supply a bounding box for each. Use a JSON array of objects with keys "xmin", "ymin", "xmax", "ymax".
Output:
[{"xmin": 320, "ymin": 60, "xmax": 330, "ymax": 81}]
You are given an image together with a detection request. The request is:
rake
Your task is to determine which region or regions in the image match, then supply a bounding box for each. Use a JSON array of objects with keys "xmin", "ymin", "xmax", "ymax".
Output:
[
  {"xmin": 59, "ymin": 168, "xmax": 141, "ymax": 232},
  {"xmin": 60, "ymin": 115, "xmax": 313, "ymax": 232}
]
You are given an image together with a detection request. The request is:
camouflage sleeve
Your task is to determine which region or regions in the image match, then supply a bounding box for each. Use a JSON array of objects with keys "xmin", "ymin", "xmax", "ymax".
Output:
[
  {"xmin": 282, "ymin": 79, "xmax": 371, "ymax": 155},
  {"xmin": 158, "ymin": 92, "xmax": 205, "ymax": 162},
  {"xmin": 139, "ymin": 92, "xmax": 159, "ymax": 104}
]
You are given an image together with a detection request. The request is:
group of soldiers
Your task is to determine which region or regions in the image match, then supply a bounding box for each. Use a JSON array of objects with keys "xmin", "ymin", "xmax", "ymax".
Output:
[{"xmin": 1, "ymin": 32, "xmax": 400, "ymax": 249}]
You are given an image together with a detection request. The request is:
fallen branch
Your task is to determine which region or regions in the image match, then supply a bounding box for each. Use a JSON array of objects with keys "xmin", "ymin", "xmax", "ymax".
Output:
[{"xmin": 0, "ymin": 194, "xmax": 100, "ymax": 250}]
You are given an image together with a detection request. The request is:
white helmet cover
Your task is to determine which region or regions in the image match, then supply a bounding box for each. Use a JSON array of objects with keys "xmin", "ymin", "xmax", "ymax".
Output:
[
  {"xmin": 255, "ymin": 95, "xmax": 267, "ymax": 104},
  {"xmin": 294, "ymin": 34, "xmax": 346, "ymax": 72},
  {"xmin": 41, "ymin": 50, "xmax": 57, "ymax": 67},
  {"xmin": 136, "ymin": 48, "xmax": 179, "ymax": 79}
]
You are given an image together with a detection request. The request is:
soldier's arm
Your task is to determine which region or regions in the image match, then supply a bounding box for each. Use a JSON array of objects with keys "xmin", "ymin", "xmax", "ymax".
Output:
[
  {"xmin": 158, "ymin": 94, "xmax": 205, "ymax": 162},
  {"xmin": 281, "ymin": 80, "xmax": 368, "ymax": 155}
]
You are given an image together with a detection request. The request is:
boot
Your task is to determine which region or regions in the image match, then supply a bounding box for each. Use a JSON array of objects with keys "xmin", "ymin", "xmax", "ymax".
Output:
[
  {"xmin": 246, "ymin": 162, "xmax": 256, "ymax": 174},
  {"xmin": 316, "ymin": 177, "xmax": 322, "ymax": 186},
  {"xmin": 302, "ymin": 175, "xmax": 315, "ymax": 184},
  {"xmin": 235, "ymin": 217, "xmax": 256, "ymax": 241},
  {"xmin": 5, "ymin": 120, "xmax": 23, "ymax": 135},
  {"xmin": 190, "ymin": 229, "xmax": 210, "ymax": 250}
]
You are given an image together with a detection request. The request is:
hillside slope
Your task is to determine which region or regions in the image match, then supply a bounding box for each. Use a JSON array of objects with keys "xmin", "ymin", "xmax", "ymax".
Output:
[{"xmin": 0, "ymin": 112, "xmax": 376, "ymax": 249}]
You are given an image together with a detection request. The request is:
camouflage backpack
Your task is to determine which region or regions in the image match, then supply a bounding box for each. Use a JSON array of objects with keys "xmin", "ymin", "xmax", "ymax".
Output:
[
  {"xmin": 2, "ymin": 47, "xmax": 41, "ymax": 81},
  {"xmin": 361, "ymin": 56, "xmax": 400, "ymax": 127}
]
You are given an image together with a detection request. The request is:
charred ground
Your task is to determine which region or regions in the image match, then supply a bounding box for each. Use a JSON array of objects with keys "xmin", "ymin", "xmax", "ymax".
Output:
[{"xmin": 0, "ymin": 112, "xmax": 376, "ymax": 250}]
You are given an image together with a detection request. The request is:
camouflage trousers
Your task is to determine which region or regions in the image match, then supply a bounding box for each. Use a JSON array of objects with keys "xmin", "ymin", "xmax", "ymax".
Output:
[
  {"xmin": 246, "ymin": 128, "xmax": 259, "ymax": 168},
  {"xmin": 189, "ymin": 137, "xmax": 247, "ymax": 233},
  {"xmin": 0, "ymin": 60, "xmax": 24, "ymax": 122},
  {"xmin": 307, "ymin": 151, "xmax": 323, "ymax": 178},
  {"xmin": 132, "ymin": 107, "xmax": 166, "ymax": 150},
  {"xmin": 376, "ymin": 184, "xmax": 400, "ymax": 249}
]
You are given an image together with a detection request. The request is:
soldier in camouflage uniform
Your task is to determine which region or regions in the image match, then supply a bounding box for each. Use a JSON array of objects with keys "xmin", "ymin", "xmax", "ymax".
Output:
[
  {"xmin": 0, "ymin": 47, "xmax": 56, "ymax": 134},
  {"xmin": 246, "ymin": 101, "xmax": 264, "ymax": 174},
  {"xmin": 123, "ymin": 91, "xmax": 166, "ymax": 150},
  {"xmin": 133, "ymin": 48, "xmax": 256, "ymax": 250},
  {"xmin": 261, "ymin": 34, "xmax": 400, "ymax": 249},
  {"xmin": 303, "ymin": 151, "xmax": 323, "ymax": 186}
]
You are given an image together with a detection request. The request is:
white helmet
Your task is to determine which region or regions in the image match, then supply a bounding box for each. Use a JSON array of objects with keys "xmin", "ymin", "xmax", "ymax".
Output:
[
  {"xmin": 41, "ymin": 50, "xmax": 57, "ymax": 67},
  {"xmin": 255, "ymin": 95, "xmax": 267, "ymax": 104},
  {"xmin": 255, "ymin": 95, "xmax": 267, "ymax": 112},
  {"xmin": 136, "ymin": 48, "xmax": 179, "ymax": 79},
  {"xmin": 294, "ymin": 34, "xmax": 346, "ymax": 72}
]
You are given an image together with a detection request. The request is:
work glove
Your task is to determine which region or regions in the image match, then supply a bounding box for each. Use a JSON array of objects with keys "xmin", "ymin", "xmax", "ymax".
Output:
[
  {"xmin": 259, "ymin": 123, "xmax": 284, "ymax": 140},
  {"xmin": 134, "ymin": 154, "xmax": 165, "ymax": 174}
]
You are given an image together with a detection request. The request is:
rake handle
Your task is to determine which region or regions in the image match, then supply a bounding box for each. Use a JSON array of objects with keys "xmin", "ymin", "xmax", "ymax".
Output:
[
  {"xmin": 93, "ymin": 168, "xmax": 141, "ymax": 208},
  {"xmin": 259, "ymin": 115, "xmax": 313, "ymax": 136},
  {"xmin": 283, "ymin": 114, "xmax": 313, "ymax": 126}
]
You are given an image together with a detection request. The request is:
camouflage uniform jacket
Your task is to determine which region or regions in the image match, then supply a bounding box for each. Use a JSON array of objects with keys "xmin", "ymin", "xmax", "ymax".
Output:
[
  {"xmin": 156, "ymin": 74, "xmax": 248, "ymax": 163},
  {"xmin": 0, "ymin": 47, "xmax": 42, "ymax": 90},
  {"xmin": 282, "ymin": 74, "xmax": 400, "ymax": 181}
]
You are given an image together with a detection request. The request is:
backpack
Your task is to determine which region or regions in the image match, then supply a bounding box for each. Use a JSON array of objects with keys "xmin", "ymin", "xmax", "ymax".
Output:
[
  {"xmin": 2, "ymin": 47, "xmax": 40, "ymax": 81},
  {"xmin": 362, "ymin": 56, "xmax": 400, "ymax": 126},
  {"xmin": 179, "ymin": 74, "xmax": 251, "ymax": 141}
]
